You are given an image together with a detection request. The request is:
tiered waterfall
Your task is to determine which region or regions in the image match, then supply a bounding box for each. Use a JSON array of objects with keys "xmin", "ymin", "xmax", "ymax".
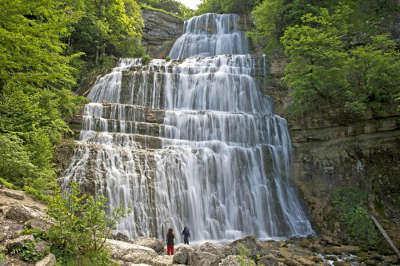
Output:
[{"xmin": 63, "ymin": 13, "xmax": 313, "ymax": 242}]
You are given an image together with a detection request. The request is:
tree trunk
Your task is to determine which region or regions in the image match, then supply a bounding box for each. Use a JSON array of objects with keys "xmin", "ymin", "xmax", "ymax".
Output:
[{"xmin": 370, "ymin": 215, "xmax": 400, "ymax": 259}]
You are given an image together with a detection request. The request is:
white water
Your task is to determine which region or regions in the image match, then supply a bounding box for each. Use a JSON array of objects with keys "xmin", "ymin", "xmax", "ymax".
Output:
[
  {"xmin": 63, "ymin": 13, "xmax": 313, "ymax": 242},
  {"xmin": 169, "ymin": 13, "xmax": 249, "ymax": 59}
]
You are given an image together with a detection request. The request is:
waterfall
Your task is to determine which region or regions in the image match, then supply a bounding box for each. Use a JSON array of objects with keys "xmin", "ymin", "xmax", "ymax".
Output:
[
  {"xmin": 169, "ymin": 13, "xmax": 249, "ymax": 59},
  {"xmin": 63, "ymin": 13, "xmax": 313, "ymax": 242}
]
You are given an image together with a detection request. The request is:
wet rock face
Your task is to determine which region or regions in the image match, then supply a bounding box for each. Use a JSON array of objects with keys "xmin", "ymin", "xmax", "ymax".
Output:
[
  {"xmin": 264, "ymin": 57, "xmax": 400, "ymax": 247},
  {"xmin": 289, "ymin": 114, "xmax": 400, "ymax": 242},
  {"xmin": 141, "ymin": 8, "xmax": 183, "ymax": 58}
]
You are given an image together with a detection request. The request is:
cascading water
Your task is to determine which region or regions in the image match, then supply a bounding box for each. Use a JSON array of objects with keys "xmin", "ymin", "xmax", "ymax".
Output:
[{"xmin": 63, "ymin": 13, "xmax": 313, "ymax": 242}]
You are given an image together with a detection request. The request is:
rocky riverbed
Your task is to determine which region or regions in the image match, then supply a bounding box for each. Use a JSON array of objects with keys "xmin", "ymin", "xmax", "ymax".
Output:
[{"xmin": 1, "ymin": 187, "xmax": 398, "ymax": 265}]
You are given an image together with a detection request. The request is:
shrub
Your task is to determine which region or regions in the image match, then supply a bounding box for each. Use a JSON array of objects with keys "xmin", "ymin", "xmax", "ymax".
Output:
[
  {"xmin": 141, "ymin": 54, "xmax": 151, "ymax": 65},
  {"xmin": 46, "ymin": 183, "xmax": 126, "ymax": 265},
  {"xmin": 165, "ymin": 55, "xmax": 171, "ymax": 62},
  {"xmin": 10, "ymin": 241, "xmax": 46, "ymax": 263},
  {"xmin": 332, "ymin": 188, "xmax": 383, "ymax": 248}
]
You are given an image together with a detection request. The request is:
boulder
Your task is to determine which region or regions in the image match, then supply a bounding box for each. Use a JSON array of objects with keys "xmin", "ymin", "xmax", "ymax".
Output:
[
  {"xmin": 320, "ymin": 235, "xmax": 340, "ymax": 246},
  {"xmin": 283, "ymin": 258, "xmax": 301, "ymax": 266},
  {"xmin": 111, "ymin": 232, "xmax": 130, "ymax": 242},
  {"xmin": 34, "ymin": 240, "xmax": 50, "ymax": 254},
  {"xmin": 106, "ymin": 239, "xmax": 158, "ymax": 265},
  {"xmin": 132, "ymin": 237, "xmax": 164, "ymax": 254},
  {"xmin": 0, "ymin": 257, "xmax": 31, "ymax": 266},
  {"xmin": 326, "ymin": 245, "xmax": 361, "ymax": 255},
  {"xmin": 5, "ymin": 205, "xmax": 43, "ymax": 223},
  {"xmin": 227, "ymin": 235, "xmax": 269, "ymax": 259},
  {"xmin": 333, "ymin": 262, "xmax": 351, "ymax": 266},
  {"xmin": 0, "ymin": 189, "xmax": 24, "ymax": 200},
  {"xmin": 187, "ymin": 251, "xmax": 219, "ymax": 266},
  {"xmin": 258, "ymin": 254, "xmax": 281, "ymax": 266},
  {"xmin": 151, "ymin": 254, "xmax": 174, "ymax": 266},
  {"xmin": 173, "ymin": 245, "xmax": 195, "ymax": 264},
  {"xmin": 218, "ymin": 255, "xmax": 255, "ymax": 266},
  {"xmin": 25, "ymin": 217, "xmax": 52, "ymax": 231},
  {"xmin": 199, "ymin": 242, "xmax": 222, "ymax": 256},
  {"xmin": 0, "ymin": 219, "xmax": 24, "ymax": 242},
  {"xmin": 295, "ymin": 257, "xmax": 315, "ymax": 265},
  {"xmin": 35, "ymin": 253, "xmax": 56, "ymax": 266},
  {"xmin": 6, "ymin": 235, "xmax": 34, "ymax": 252}
]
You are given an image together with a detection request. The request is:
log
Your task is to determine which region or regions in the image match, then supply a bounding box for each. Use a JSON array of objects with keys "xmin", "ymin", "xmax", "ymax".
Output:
[{"xmin": 370, "ymin": 215, "xmax": 400, "ymax": 259}]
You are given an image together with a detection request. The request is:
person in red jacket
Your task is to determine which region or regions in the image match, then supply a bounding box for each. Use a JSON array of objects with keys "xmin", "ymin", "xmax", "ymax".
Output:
[{"xmin": 166, "ymin": 228, "xmax": 175, "ymax": 255}]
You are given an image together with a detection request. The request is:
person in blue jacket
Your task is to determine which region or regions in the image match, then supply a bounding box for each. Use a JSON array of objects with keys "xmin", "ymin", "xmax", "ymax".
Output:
[{"xmin": 182, "ymin": 226, "xmax": 190, "ymax": 245}]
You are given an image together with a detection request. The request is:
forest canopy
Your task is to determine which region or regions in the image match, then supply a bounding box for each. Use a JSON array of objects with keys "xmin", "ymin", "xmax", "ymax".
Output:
[
  {"xmin": 250, "ymin": 0, "xmax": 400, "ymax": 119},
  {"xmin": 0, "ymin": 0, "xmax": 144, "ymax": 196},
  {"xmin": 138, "ymin": 0, "xmax": 194, "ymax": 18}
]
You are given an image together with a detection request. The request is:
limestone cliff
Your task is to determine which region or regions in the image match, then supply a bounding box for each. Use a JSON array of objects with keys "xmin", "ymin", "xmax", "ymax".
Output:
[
  {"xmin": 265, "ymin": 58, "xmax": 400, "ymax": 247},
  {"xmin": 141, "ymin": 8, "xmax": 183, "ymax": 58}
]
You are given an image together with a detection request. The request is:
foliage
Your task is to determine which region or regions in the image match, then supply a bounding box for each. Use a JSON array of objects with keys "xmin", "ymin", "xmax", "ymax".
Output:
[
  {"xmin": 250, "ymin": 0, "xmax": 321, "ymax": 55},
  {"xmin": 138, "ymin": 0, "xmax": 194, "ymax": 19},
  {"xmin": 165, "ymin": 55, "xmax": 171, "ymax": 62},
  {"xmin": 0, "ymin": 0, "xmax": 80, "ymax": 92},
  {"xmin": 0, "ymin": 0, "xmax": 137, "ymax": 197},
  {"xmin": 47, "ymin": 183, "xmax": 126, "ymax": 265},
  {"xmin": 10, "ymin": 241, "xmax": 46, "ymax": 263},
  {"xmin": 69, "ymin": 0, "xmax": 145, "ymax": 83},
  {"xmin": 237, "ymin": 243, "xmax": 256, "ymax": 266},
  {"xmin": 196, "ymin": 0, "xmax": 258, "ymax": 15},
  {"xmin": 142, "ymin": 54, "xmax": 152, "ymax": 65},
  {"xmin": 332, "ymin": 188, "xmax": 383, "ymax": 248},
  {"xmin": 0, "ymin": 0, "xmax": 89, "ymax": 197},
  {"xmin": 23, "ymin": 227, "xmax": 47, "ymax": 241},
  {"xmin": 0, "ymin": 177, "xmax": 13, "ymax": 189},
  {"xmin": 0, "ymin": 248, "xmax": 5, "ymax": 264},
  {"xmin": 251, "ymin": 0, "xmax": 399, "ymax": 55},
  {"xmin": 281, "ymin": 4, "xmax": 400, "ymax": 118},
  {"xmin": 0, "ymin": 134, "xmax": 37, "ymax": 188}
]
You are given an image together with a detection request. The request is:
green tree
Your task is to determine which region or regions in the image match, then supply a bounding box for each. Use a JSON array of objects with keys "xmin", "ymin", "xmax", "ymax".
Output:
[
  {"xmin": 281, "ymin": 4, "xmax": 400, "ymax": 118},
  {"xmin": 47, "ymin": 183, "xmax": 126, "ymax": 265},
  {"xmin": 280, "ymin": 6, "xmax": 349, "ymax": 115},
  {"xmin": 0, "ymin": 0, "xmax": 80, "ymax": 92},
  {"xmin": 0, "ymin": 0, "xmax": 87, "ymax": 196},
  {"xmin": 250, "ymin": 0, "xmax": 327, "ymax": 55},
  {"xmin": 196, "ymin": 0, "xmax": 257, "ymax": 15},
  {"xmin": 0, "ymin": 134, "xmax": 36, "ymax": 187},
  {"xmin": 342, "ymin": 35, "xmax": 400, "ymax": 114},
  {"xmin": 70, "ymin": 0, "xmax": 144, "ymax": 65}
]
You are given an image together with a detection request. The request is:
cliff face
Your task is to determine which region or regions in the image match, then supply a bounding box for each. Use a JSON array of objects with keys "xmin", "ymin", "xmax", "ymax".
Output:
[
  {"xmin": 141, "ymin": 8, "xmax": 183, "ymax": 58},
  {"xmin": 266, "ymin": 59, "xmax": 400, "ymax": 246}
]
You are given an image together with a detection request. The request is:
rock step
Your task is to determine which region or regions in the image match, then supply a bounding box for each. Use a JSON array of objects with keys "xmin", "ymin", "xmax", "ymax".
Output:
[
  {"xmin": 82, "ymin": 118, "xmax": 164, "ymax": 137},
  {"xmin": 77, "ymin": 131, "xmax": 276, "ymax": 152},
  {"xmin": 86, "ymin": 102, "xmax": 165, "ymax": 124},
  {"xmin": 76, "ymin": 133, "xmax": 163, "ymax": 150}
]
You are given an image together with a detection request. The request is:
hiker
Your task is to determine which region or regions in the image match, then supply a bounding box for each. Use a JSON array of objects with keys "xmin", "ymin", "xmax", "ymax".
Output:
[
  {"xmin": 182, "ymin": 226, "xmax": 190, "ymax": 245},
  {"xmin": 166, "ymin": 228, "xmax": 175, "ymax": 255}
]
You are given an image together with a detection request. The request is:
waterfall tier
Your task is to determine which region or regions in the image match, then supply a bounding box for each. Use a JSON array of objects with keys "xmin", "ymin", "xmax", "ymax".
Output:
[
  {"xmin": 63, "ymin": 13, "xmax": 313, "ymax": 242},
  {"xmin": 169, "ymin": 13, "xmax": 249, "ymax": 59}
]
